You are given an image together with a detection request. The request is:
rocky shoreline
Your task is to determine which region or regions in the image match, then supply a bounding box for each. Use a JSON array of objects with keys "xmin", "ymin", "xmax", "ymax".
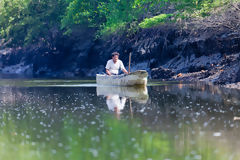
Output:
[{"xmin": 150, "ymin": 53, "xmax": 240, "ymax": 89}]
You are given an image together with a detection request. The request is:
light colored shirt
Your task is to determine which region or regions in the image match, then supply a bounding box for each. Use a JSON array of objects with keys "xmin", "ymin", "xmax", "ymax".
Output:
[
  {"xmin": 106, "ymin": 95, "xmax": 127, "ymax": 112},
  {"xmin": 105, "ymin": 59, "xmax": 126, "ymax": 75}
]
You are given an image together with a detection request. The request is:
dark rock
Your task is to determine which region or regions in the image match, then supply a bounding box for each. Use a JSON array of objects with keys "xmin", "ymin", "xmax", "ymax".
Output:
[
  {"xmin": 188, "ymin": 65, "xmax": 208, "ymax": 73},
  {"xmin": 151, "ymin": 67, "xmax": 175, "ymax": 79},
  {"xmin": 235, "ymin": 67, "xmax": 240, "ymax": 82}
]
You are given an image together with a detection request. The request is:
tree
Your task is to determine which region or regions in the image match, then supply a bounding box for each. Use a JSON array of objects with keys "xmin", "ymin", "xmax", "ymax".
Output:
[{"xmin": 0, "ymin": 0, "xmax": 67, "ymax": 46}]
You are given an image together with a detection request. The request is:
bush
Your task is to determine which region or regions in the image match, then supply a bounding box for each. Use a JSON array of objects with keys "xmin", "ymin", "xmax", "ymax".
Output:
[{"xmin": 139, "ymin": 14, "xmax": 174, "ymax": 28}]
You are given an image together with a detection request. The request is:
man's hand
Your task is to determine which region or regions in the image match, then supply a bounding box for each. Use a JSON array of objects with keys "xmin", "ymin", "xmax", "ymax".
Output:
[
  {"xmin": 122, "ymin": 69, "xmax": 129, "ymax": 74},
  {"xmin": 106, "ymin": 69, "xmax": 112, "ymax": 76}
]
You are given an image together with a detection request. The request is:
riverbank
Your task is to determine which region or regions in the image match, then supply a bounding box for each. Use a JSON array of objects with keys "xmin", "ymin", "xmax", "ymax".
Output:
[
  {"xmin": 151, "ymin": 53, "xmax": 240, "ymax": 89},
  {"xmin": 0, "ymin": 3, "xmax": 240, "ymax": 89}
]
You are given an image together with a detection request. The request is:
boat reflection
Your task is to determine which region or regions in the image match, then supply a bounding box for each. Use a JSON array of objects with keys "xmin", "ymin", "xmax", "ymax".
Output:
[{"xmin": 97, "ymin": 86, "xmax": 149, "ymax": 118}]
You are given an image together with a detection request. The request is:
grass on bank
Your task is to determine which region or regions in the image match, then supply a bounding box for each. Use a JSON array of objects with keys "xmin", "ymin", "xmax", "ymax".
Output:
[{"xmin": 139, "ymin": 14, "xmax": 173, "ymax": 28}]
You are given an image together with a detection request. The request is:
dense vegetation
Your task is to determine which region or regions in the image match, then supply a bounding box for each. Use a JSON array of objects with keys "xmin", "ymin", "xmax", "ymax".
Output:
[
  {"xmin": 0, "ymin": 0, "xmax": 67, "ymax": 46},
  {"xmin": 0, "ymin": 0, "xmax": 232, "ymax": 46}
]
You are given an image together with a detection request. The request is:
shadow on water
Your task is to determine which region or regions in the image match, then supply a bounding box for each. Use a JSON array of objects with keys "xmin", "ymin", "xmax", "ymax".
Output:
[{"xmin": 0, "ymin": 79, "xmax": 239, "ymax": 159}]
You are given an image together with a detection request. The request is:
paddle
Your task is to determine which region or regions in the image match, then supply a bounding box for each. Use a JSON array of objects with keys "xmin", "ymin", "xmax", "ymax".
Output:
[
  {"xmin": 129, "ymin": 98, "xmax": 133, "ymax": 119},
  {"xmin": 128, "ymin": 52, "xmax": 133, "ymax": 118},
  {"xmin": 128, "ymin": 52, "xmax": 132, "ymax": 73}
]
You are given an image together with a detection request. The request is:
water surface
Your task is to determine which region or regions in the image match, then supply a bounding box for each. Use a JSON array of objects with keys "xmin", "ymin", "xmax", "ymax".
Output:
[{"xmin": 0, "ymin": 79, "xmax": 239, "ymax": 160}]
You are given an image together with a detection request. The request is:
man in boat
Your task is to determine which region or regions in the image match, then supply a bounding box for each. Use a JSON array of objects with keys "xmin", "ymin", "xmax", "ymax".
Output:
[{"xmin": 105, "ymin": 52, "xmax": 128, "ymax": 76}]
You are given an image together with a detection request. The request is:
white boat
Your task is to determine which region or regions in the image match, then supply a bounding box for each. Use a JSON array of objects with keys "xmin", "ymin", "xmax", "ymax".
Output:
[{"xmin": 96, "ymin": 70, "xmax": 148, "ymax": 86}]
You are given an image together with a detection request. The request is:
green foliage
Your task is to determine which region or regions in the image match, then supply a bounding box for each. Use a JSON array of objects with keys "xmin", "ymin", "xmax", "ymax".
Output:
[
  {"xmin": 0, "ymin": 0, "xmax": 29, "ymax": 45},
  {"xmin": 61, "ymin": 0, "xmax": 105, "ymax": 28},
  {"xmin": 0, "ymin": 0, "xmax": 231, "ymax": 46},
  {"xmin": 172, "ymin": 0, "xmax": 228, "ymax": 18},
  {"xmin": 62, "ymin": 0, "xmax": 230, "ymax": 36},
  {"xmin": 0, "ymin": 0, "xmax": 67, "ymax": 46},
  {"xmin": 139, "ymin": 14, "xmax": 173, "ymax": 28},
  {"xmin": 61, "ymin": 0, "xmax": 141, "ymax": 36}
]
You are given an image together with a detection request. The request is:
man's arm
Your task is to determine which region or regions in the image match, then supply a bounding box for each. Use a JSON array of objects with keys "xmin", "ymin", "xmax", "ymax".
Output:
[
  {"xmin": 105, "ymin": 60, "xmax": 111, "ymax": 75},
  {"xmin": 106, "ymin": 69, "xmax": 112, "ymax": 76},
  {"xmin": 122, "ymin": 68, "xmax": 128, "ymax": 74},
  {"xmin": 120, "ymin": 61, "xmax": 128, "ymax": 74}
]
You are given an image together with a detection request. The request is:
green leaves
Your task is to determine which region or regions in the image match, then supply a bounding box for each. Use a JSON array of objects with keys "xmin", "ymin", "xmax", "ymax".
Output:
[
  {"xmin": 139, "ymin": 14, "xmax": 174, "ymax": 28},
  {"xmin": 0, "ymin": 0, "xmax": 28, "ymax": 42},
  {"xmin": 61, "ymin": 0, "xmax": 136, "ymax": 36},
  {"xmin": 62, "ymin": 0, "xmax": 226, "ymax": 36},
  {"xmin": 0, "ymin": 0, "xmax": 230, "ymax": 46},
  {"xmin": 0, "ymin": 0, "xmax": 67, "ymax": 46}
]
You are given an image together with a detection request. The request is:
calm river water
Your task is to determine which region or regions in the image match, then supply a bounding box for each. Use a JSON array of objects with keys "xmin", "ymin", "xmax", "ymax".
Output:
[{"xmin": 0, "ymin": 79, "xmax": 239, "ymax": 160}]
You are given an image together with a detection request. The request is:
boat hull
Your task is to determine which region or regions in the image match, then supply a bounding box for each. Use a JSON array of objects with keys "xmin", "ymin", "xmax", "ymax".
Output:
[{"xmin": 96, "ymin": 70, "xmax": 148, "ymax": 86}]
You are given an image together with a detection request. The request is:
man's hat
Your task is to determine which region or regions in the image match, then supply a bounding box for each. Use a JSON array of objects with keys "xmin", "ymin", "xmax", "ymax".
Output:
[{"xmin": 112, "ymin": 52, "xmax": 120, "ymax": 56}]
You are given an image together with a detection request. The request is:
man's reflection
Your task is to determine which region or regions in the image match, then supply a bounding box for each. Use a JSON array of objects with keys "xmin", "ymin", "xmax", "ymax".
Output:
[
  {"xmin": 97, "ymin": 86, "xmax": 149, "ymax": 119},
  {"xmin": 106, "ymin": 94, "xmax": 127, "ymax": 119}
]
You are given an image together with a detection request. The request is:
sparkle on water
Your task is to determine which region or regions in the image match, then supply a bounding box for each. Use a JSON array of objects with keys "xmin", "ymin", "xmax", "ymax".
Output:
[{"xmin": 0, "ymin": 79, "xmax": 239, "ymax": 160}]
